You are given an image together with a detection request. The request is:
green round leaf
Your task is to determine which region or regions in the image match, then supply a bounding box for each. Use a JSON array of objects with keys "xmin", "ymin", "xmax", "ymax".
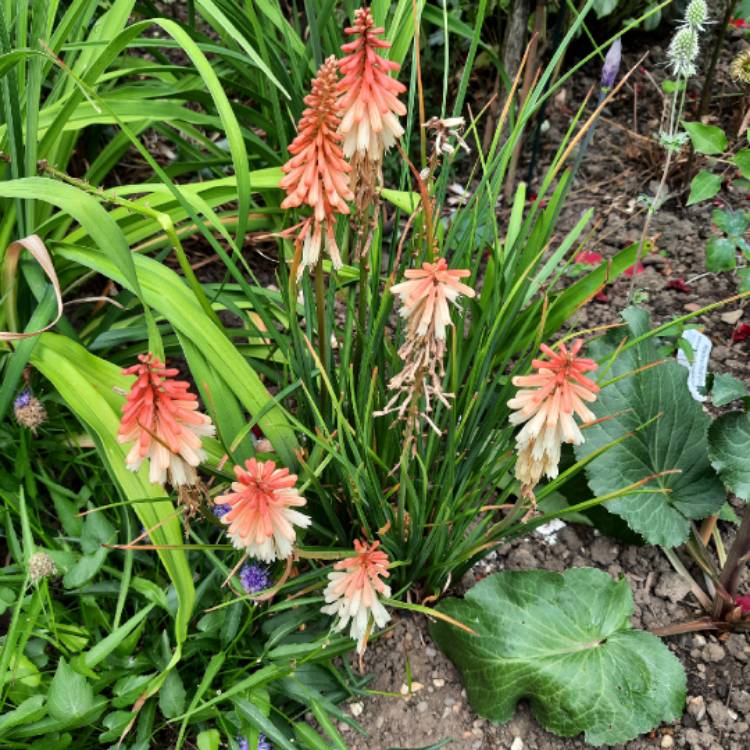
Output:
[
  {"xmin": 732, "ymin": 148, "xmax": 750, "ymax": 180},
  {"xmin": 683, "ymin": 121, "xmax": 728, "ymax": 155},
  {"xmin": 687, "ymin": 171, "xmax": 721, "ymax": 206},
  {"xmin": 431, "ymin": 568, "xmax": 686, "ymax": 746},
  {"xmin": 711, "ymin": 373, "xmax": 749, "ymax": 407},
  {"xmin": 47, "ymin": 659, "xmax": 94, "ymax": 722},
  {"xmin": 706, "ymin": 237, "xmax": 737, "ymax": 272},
  {"xmin": 709, "ymin": 412, "xmax": 750, "ymax": 501},
  {"xmin": 713, "ymin": 208, "xmax": 750, "ymax": 238},
  {"xmin": 576, "ymin": 309, "xmax": 726, "ymax": 546}
]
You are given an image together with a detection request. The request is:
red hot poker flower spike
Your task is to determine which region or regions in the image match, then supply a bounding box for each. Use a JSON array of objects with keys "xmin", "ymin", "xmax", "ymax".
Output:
[
  {"xmin": 321, "ymin": 539, "xmax": 391, "ymax": 653},
  {"xmin": 280, "ymin": 56, "xmax": 353, "ymax": 275},
  {"xmin": 338, "ymin": 7, "xmax": 407, "ymax": 161},
  {"xmin": 214, "ymin": 458, "xmax": 310, "ymax": 561},
  {"xmin": 118, "ymin": 354, "xmax": 215, "ymax": 487},
  {"xmin": 508, "ymin": 340, "xmax": 599, "ymax": 495}
]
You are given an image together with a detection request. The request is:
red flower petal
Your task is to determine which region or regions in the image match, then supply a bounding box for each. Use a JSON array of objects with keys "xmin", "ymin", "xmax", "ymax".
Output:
[
  {"xmin": 736, "ymin": 594, "xmax": 750, "ymax": 613},
  {"xmin": 732, "ymin": 323, "xmax": 750, "ymax": 343},
  {"xmin": 666, "ymin": 278, "xmax": 692, "ymax": 293},
  {"xmin": 624, "ymin": 262, "xmax": 645, "ymax": 277},
  {"xmin": 576, "ymin": 250, "xmax": 604, "ymax": 266}
]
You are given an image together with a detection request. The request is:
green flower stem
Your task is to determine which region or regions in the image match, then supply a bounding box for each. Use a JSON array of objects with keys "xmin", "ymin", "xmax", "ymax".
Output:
[{"xmin": 314, "ymin": 258, "xmax": 328, "ymax": 418}]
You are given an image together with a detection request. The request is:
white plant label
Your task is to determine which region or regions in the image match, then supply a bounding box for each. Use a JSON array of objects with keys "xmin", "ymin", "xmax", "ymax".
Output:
[{"xmin": 676, "ymin": 329, "xmax": 711, "ymax": 402}]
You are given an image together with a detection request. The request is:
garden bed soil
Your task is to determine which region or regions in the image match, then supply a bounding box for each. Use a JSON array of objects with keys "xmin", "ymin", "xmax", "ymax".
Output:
[
  {"xmin": 346, "ymin": 527, "xmax": 750, "ymax": 750},
  {"xmin": 342, "ymin": 29, "xmax": 750, "ymax": 750}
]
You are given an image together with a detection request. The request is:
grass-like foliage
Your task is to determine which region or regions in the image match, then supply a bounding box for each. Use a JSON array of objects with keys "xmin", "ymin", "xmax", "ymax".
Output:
[{"xmin": 1, "ymin": 1, "xmax": 734, "ymax": 747}]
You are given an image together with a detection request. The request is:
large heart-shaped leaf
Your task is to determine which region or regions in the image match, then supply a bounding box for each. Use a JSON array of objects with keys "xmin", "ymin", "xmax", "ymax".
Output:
[
  {"xmin": 709, "ymin": 412, "xmax": 750, "ymax": 501},
  {"xmin": 431, "ymin": 568, "xmax": 685, "ymax": 746},
  {"xmin": 576, "ymin": 308, "xmax": 725, "ymax": 546}
]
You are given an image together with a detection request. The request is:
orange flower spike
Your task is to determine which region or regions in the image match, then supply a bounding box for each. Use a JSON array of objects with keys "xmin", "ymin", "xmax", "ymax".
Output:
[
  {"xmin": 508, "ymin": 340, "xmax": 599, "ymax": 492},
  {"xmin": 280, "ymin": 56, "xmax": 353, "ymax": 273},
  {"xmin": 321, "ymin": 540, "xmax": 392, "ymax": 653},
  {"xmin": 338, "ymin": 7, "xmax": 407, "ymax": 160},
  {"xmin": 118, "ymin": 354, "xmax": 215, "ymax": 487},
  {"xmin": 214, "ymin": 458, "xmax": 311, "ymax": 562},
  {"xmin": 390, "ymin": 258, "xmax": 475, "ymax": 340}
]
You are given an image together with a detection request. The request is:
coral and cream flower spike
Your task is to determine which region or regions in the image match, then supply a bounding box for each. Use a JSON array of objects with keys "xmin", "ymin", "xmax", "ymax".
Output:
[
  {"xmin": 338, "ymin": 7, "xmax": 407, "ymax": 161},
  {"xmin": 214, "ymin": 458, "xmax": 311, "ymax": 562},
  {"xmin": 390, "ymin": 258, "xmax": 475, "ymax": 342},
  {"xmin": 118, "ymin": 354, "xmax": 215, "ymax": 487},
  {"xmin": 322, "ymin": 539, "xmax": 391, "ymax": 654},
  {"xmin": 377, "ymin": 258, "xmax": 475, "ymax": 431},
  {"xmin": 508, "ymin": 339, "xmax": 599, "ymax": 500},
  {"xmin": 280, "ymin": 56, "xmax": 353, "ymax": 275}
]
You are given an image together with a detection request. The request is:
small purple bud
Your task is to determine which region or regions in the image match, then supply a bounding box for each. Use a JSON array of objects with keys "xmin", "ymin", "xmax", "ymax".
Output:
[
  {"xmin": 600, "ymin": 39, "xmax": 622, "ymax": 89},
  {"xmin": 14, "ymin": 389, "xmax": 32, "ymax": 409},
  {"xmin": 239, "ymin": 562, "xmax": 271, "ymax": 595},
  {"xmin": 237, "ymin": 735, "xmax": 272, "ymax": 750},
  {"xmin": 212, "ymin": 503, "xmax": 230, "ymax": 519}
]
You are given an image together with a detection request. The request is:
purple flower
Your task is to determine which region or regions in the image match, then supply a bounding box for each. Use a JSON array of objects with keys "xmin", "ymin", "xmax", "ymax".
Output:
[
  {"xmin": 600, "ymin": 39, "xmax": 622, "ymax": 89},
  {"xmin": 14, "ymin": 390, "xmax": 32, "ymax": 409},
  {"xmin": 238, "ymin": 735, "xmax": 271, "ymax": 750},
  {"xmin": 212, "ymin": 503, "xmax": 230, "ymax": 518},
  {"xmin": 239, "ymin": 562, "xmax": 271, "ymax": 595}
]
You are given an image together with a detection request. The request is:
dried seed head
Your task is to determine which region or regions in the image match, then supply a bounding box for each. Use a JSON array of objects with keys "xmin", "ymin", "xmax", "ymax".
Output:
[
  {"xmin": 731, "ymin": 50, "xmax": 750, "ymax": 84},
  {"xmin": 28, "ymin": 551, "xmax": 57, "ymax": 584},
  {"xmin": 14, "ymin": 390, "xmax": 47, "ymax": 433}
]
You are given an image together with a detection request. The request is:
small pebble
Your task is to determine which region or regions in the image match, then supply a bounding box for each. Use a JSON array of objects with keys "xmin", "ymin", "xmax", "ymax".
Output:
[
  {"xmin": 510, "ymin": 738, "xmax": 524, "ymax": 750},
  {"xmin": 433, "ymin": 678, "xmax": 445, "ymax": 688},
  {"xmin": 661, "ymin": 735, "xmax": 674, "ymax": 748},
  {"xmin": 702, "ymin": 642, "xmax": 726, "ymax": 663},
  {"xmin": 687, "ymin": 695, "xmax": 706, "ymax": 721},
  {"xmin": 416, "ymin": 700, "xmax": 429, "ymax": 714},
  {"xmin": 349, "ymin": 701, "xmax": 364, "ymax": 718},
  {"xmin": 707, "ymin": 699, "xmax": 735, "ymax": 729}
]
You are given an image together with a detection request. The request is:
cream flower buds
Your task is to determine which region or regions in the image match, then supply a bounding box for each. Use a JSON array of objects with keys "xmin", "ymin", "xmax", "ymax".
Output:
[
  {"xmin": 118, "ymin": 354, "xmax": 215, "ymax": 487},
  {"xmin": 214, "ymin": 458, "xmax": 311, "ymax": 562},
  {"xmin": 321, "ymin": 539, "xmax": 391, "ymax": 653},
  {"xmin": 508, "ymin": 340, "xmax": 599, "ymax": 497},
  {"xmin": 338, "ymin": 7, "xmax": 406, "ymax": 161}
]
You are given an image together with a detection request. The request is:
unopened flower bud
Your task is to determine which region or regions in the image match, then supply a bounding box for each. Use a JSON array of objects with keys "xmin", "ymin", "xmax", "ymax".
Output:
[
  {"xmin": 28, "ymin": 552, "xmax": 57, "ymax": 584},
  {"xmin": 668, "ymin": 27, "xmax": 699, "ymax": 78},
  {"xmin": 684, "ymin": 0, "xmax": 708, "ymax": 32},
  {"xmin": 600, "ymin": 39, "xmax": 622, "ymax": 89},
  {"xmin": 14, "ymin": 390, "xmax": 47, "ymax": 433},
  {"xmin": 254, "ymin": 438, "xmax": 274, "ymax": 454}
]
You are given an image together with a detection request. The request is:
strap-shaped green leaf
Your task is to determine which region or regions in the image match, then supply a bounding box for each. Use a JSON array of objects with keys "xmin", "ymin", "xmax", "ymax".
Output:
[
  {"xmin": 29, "ymin": 332, "xmax": 195, "ymax": 645},
  {"xmin": 57, "ymin": 244, "xmax": 299, "ymax": 466}
]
